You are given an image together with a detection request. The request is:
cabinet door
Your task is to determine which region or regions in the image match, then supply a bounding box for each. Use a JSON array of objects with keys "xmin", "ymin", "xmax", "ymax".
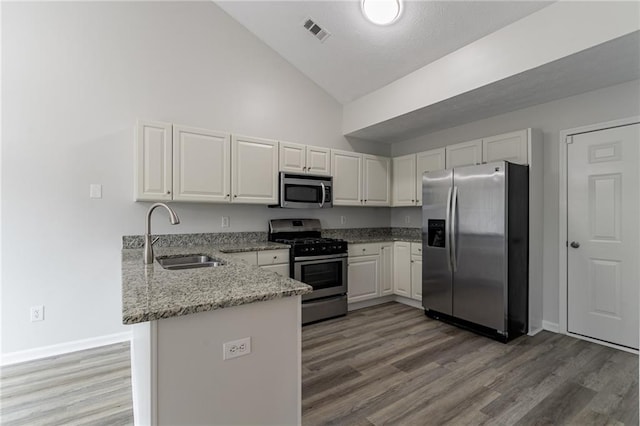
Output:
[
  {"xmin": 380, "ymin": 244, "xmax": 394, "ymax": 296},
  {"xmin": 482, "ymin": 130, "xmax": 528, "ymax": 165},
  {"xmin": 260, "ymin": 263, "xmax": 290, "ymax": 277},
  {"xmin": 348, "ymin": 255, "xmax": 380, "ymax": 303},
  {"xmin": 393, "ymin": 242, "xmax": 411, "ymax": 297},
  {"xmin": 416, "ymin": 148, "xmax": 445, "ymax": 204},
  {"xmin": 306, "ymin": 146, "xmax": 331, "ymax": 176},
  {"xmin": 279, "ymin": 141, "xmax": 306, "ymax": 173},
  {"xmin": 226, "ymin": 251, "xmax": 258, "ymax": 265},
  {"xmin": 392, "ymin": 154, "xmax": 417, "ymax": 206},
  {"xmin": 231, "ymin": 135, "xmax": 279, "ymax": 204},
  {"xmin": 411, "ymin": 256, "xmax": 423, "ymax": 301},
  {"xmin": 363, "ymin": 155, "xmax": 391, "ymax": 206},
  {"xmin": 135, "ymin": 120, "xmax": 173, "ymax": 201},
  {"xmin": 331, "ymin": 150, "xmax": 362, "ymax": 206},
  {"xmin": 445, "ymin": 139, "xmax": 482, "ymax": 168},
  {"xmin": 172, "ymin": 125, "xmax": 231, "ymax": 203}
]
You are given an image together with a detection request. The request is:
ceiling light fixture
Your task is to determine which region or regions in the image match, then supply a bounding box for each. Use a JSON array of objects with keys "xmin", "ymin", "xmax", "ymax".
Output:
[{"xmin": 362, "ymin": 0, "xmax": 401, "ymax": 26}]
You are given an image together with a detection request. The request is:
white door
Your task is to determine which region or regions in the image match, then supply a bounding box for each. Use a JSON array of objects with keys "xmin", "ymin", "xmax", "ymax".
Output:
[
  {"xmin": 416, "ymin": 148, "xmax": 446, "ymax": 204},
  {"xmin": 380, "ymin": 244, "xmax": 394, "ymax": 296},
  {"xmin": 231, "ymin": 135, "xmax": 279, "ymax": 204},
  {"xmin": 135, "ymin": 120, "xmax": 173, "ymax": 201},
  {"xmin": 363, "ymin": 155, "xmax": 390, "ymax": 206},
  {"xmin": 393, "ymin": 242, "xmax": 411, "ymax": 297},
  {"xmin": 445, "ymin": 139, "xmax": 482, "ymax": 168},
  {"xmin": 331, "ymin": 150, "xmax": 362, "ymax": 206},
  {"xmin": 306, "ymin": 146, "xmax": 331, "ymax": 176},
  {"xmin": 279, "ymin": 141, "xmax": 306, "ymax": 173},
  {"xmin": 173, "ymin": 125, "xmax": 230, "ymax": 203},
  {"xmin": 348, "ymin": 255, "xmax": 380, "ymax": 303},
  {"xmin": 392, "ymin": 154, "xmax": 416, "ymax": 206},
  {"xmin": 411, "ymin": 257, "xmax": 423, "ymax": 301},
  {"xmin": 567, "ymin": 123, "xmax": 639, "ymax": 349}
]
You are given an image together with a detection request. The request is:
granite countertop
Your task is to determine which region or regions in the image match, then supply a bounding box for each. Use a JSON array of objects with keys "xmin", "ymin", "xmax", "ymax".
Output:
[
  {"xmin": 217, "ymin": 241, "xmax": 289, "ymax": 253},
  {"xmin": 344, "ymin": 236, "xmax": 422, "ymax": 244},
  {"xmin": 122, "ymin": 245, "xmax": 310, "ymax": 325}
]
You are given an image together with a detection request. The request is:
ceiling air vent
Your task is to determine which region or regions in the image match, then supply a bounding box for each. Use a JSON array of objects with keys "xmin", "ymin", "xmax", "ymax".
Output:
[{"xmin": 303, "ymin": 18, "xmax": 331, "ymax": 43}]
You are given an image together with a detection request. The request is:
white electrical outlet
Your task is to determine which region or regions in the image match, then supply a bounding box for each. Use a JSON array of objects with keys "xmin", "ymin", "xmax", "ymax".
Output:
[
  {"xmin": 223, "ymin": 337, "xmax": 251, "ymax": 360},
  {"xmin": 221, "ymin": 216, "xmax": 230, "ymax": 228},
  {"xmin": 405, "ymin": 215, "xmax": 411, "ymax": 224},
  {"xmin": 340, "ymin": 216, "xmax": 347, "ymax": 225},
  {"xmin": 89, "ymin": 184, "xmax": 102, "ymax": 199},
  {"xmin": 30, "ymin": 305, "xmax": 44, "ymax": 322}
]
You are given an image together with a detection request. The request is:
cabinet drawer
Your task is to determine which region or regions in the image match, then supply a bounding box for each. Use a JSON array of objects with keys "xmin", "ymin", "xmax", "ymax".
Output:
[
  {"xmin": 227, "ymin": 251, "xmax": 258, "ymax": 265},
  {"xmin": 411, "ymin": 242, "xmax": 422, "ymax": 256},
  {"xmin": 257, "ymin": 249, "xmax": 290, "ymax": 266},
  {"xmin": 348, "ymin": 243, "xmax": 381, "ymax": 257}
]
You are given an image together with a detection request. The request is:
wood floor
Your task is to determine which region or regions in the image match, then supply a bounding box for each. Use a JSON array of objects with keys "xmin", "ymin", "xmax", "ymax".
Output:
[
  {"xmin": 302, "ymin": 302, "xmax": 639, "ymax": 426},
  {"xmin": 0, "ymin": 303, "xmax": 637, "ymax": 425},
  {"xmin": 0, "ymin": 342, "xmax": 133, "ymax": 425}
]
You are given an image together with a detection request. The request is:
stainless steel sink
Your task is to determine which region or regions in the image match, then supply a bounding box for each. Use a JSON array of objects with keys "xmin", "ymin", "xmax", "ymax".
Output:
[{"xmin": 156, "ymin": 254, "xmax": 225, "ymax": 270}]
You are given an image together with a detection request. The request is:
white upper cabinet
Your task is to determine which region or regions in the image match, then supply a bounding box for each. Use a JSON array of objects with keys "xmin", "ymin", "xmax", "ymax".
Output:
[
  {"xmin": 306, "ymin": 146, "xmax": 331, "ymax": 176},
  {"xmin": 279, "ymin": 143, "xmax": 331, "ymax": 175},
  {"xmin": 392, "ymin": 154, "xmax": 417, "ymax": 206},
  {"xmin": 482, "ymin": 129, "xmax": 528, "ymax": 165},
  {"xmin": 331, "ymin": 150, "xmax": 362, "ymax": 206},
  {"xmin": 172, "ymin": 125, "xmax": 231, "ymax": 203},
  {"xmin": 363, "ymin": 155, "xmax": 391, "ymax": 206},
  {"xmin": 415, "ymin": 148, "xmax": 446, "ymax": 204},
  {"xmin": 232, "ymin": 135, "xmax": 279, "ymax": 204},
  {"xmin": 445, "ymin": 139, "xmax": 482, "ymax": 168},
  {"xmin": 279, "ymin": 141, "xmax": 306, "ymax": 173},
  {"xmin": 135, "ymin": 120, "xmax": 173, "ymax": 201}
]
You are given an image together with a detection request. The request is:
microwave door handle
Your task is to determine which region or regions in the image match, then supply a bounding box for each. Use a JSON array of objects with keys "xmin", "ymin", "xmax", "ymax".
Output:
[{"xmin": 319, "ymin": 182, "xmax": 325, "ymax": 207}]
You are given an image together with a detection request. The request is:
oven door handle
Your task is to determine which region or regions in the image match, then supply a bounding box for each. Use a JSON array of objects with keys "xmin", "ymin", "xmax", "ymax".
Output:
[
  {"xmin": 294, "ymin": 253, "xmax": 348, "ymax": 262},
  {"xmin": 319, "ymin": 182, "xmax": 325, "ymax": 208}
]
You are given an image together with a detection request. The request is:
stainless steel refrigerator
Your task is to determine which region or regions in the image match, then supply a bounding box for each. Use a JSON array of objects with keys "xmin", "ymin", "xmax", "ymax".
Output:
[{"xmin": 422, "ymin": 161, "xmax": 528, "ymax": 342}]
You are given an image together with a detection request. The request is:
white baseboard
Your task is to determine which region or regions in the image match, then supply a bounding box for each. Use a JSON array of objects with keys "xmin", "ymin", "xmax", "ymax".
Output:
[
  {"xmin": 348, "ymin": 295, "xmax": 395, "ymax": 311},
  {"xmin": 394, "ymin": 295, "xmax": 424, "ymax": 310},
  {"xmin": 1, "ymin": 331, "xmax": 132, "ymax": 366},
  {"xmin": 542, "ymin": 320, "xmax": 560, "ymax": 333}
]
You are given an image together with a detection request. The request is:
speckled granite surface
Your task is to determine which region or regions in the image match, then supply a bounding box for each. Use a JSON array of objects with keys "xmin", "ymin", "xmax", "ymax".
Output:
[
  {"xmin": 324, "ymin": 227, "xmax": 421, "ymax": 243},
  {"xmin": 122, "ymin": 232, "xmax": 269, "ymax": 249},
  {"xmin": 217, "ymin": 241, "xmax": 289, "ymax": 253},
  {"xmin": 122, "ymin": 246, "xmax": 310, "ymax": 325}
]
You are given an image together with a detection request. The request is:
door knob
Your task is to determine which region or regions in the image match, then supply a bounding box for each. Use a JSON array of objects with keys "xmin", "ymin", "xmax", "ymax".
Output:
[{"xmin": 570, "ymin": 241, "xmax": 580, "ymax": 248}]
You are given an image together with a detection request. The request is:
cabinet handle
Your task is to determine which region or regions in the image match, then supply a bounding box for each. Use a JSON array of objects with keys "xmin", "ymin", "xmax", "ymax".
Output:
[
  {"xmin": 225, "ymin": 194, "xmax": 230, "ymax": 198},
  {"xmin": 167, "ymin": 191, "xmax": 171, "ymax": 195},
  {"xmin": 411, "ymin": 260, "xmax": 415, "ymax": 263},
  {"xmin": 233, "ymin": 195, "xmax": 237, "ymax": 198},
  {"xmin": 273, "ymin": 255, "xmax": 278, "ymax": 259}
]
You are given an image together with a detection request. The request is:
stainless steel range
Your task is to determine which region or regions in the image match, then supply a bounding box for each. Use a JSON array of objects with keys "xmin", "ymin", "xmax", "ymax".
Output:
[{"xmin": 269, "ymin": 219, "xmax": 348, "ymax": 325}]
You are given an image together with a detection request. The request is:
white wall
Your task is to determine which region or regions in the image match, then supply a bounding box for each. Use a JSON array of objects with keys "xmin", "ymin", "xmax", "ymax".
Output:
[
  {"xmin": 1, "ymin": 2, "xmax": 388, "ymax": 355},
  {"xmin": 390, "ymin": 79, "xmax": 640, "ymax": 325}
]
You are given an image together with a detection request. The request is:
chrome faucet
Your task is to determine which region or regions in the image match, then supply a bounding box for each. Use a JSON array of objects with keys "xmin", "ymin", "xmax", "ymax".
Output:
[{"xmin": 143, "ymin": 203, "xmax": 180, "ymax": 264}]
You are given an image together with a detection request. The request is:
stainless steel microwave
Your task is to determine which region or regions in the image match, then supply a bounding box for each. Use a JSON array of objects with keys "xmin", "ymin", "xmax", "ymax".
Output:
[{"xmin": 278, "ymin": 172, "xmax": 332, "ymax": 208}]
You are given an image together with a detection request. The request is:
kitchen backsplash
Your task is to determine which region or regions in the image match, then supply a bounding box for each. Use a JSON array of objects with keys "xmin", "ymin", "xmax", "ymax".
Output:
[{"xmin": 122, "ymin": 227, "xmax": 421, "ymax": 249}]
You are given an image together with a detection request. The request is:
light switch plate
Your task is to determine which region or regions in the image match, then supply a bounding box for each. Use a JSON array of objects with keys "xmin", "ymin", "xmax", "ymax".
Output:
[
  {"xmin": 90, "ymin": 184, "xmax": 102, "ymax": 199},
  {"xmin": 221, "ymin": 216, "xmax": 230, "ymax": 228}
]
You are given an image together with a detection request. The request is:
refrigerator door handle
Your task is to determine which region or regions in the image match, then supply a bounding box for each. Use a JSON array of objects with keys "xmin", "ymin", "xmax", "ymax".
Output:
[
  {"xmin": 445, "ymin": 186, "xmax": 452, "ymax": 271},
  {"xmin": 451, "ymin": 186, "xmax": 458, "ymax": 272}
]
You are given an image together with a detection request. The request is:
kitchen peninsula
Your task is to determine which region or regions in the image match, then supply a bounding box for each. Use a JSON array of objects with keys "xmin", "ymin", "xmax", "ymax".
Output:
[{"xmin": 122, "ymin": 242, "xmax": 311, "ymax": 425}]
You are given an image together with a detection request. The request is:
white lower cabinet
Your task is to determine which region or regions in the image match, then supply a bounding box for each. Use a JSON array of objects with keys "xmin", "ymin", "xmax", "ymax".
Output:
[
  {"xmin": 225, "ymin": 250, "xmax": 290, "ymax": 277},
  {"xmin": 393, "ymin": 242, "xmax": 411, "ymax": 297},
  {"xmin": 260, "ymin": 263, "xmax": 290, "ymax": 277},
  {"xmin": 380, "ymin": 243, "xmax": 394, "ymax": 296},
  {"xmin": 348, "ymin": 254, "xmax": 380, "ymax": 303},
  {"xmin": 348, "ymin": 243, "xmax": 382, "ymax": 303},
  {"xmin": 411, "ymin": 256, "xmax": 422, "ymax": 301}
]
